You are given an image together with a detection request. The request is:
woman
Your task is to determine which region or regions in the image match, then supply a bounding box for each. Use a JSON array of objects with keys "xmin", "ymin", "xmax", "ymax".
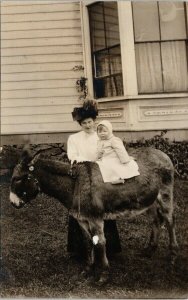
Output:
[{"xmin": 67, "ymin": 100, "xmax": 121, "ymax": 260}]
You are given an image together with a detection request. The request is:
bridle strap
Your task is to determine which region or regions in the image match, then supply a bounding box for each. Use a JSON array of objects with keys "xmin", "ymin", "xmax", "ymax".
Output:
[{"xmin": 68, "ymin": 161, "xmax": 79, "ymax": 179}]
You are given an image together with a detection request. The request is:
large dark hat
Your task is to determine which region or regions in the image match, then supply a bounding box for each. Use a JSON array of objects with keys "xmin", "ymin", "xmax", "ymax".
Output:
[{"xmin": 72, "ymin": 100, "xmax": 98, "ymax": 122}]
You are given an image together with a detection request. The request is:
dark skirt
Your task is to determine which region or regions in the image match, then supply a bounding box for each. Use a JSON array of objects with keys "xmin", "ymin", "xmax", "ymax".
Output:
[{"xmin": 67, "ymin": 216, "xmax": 121, "ymax": 259}]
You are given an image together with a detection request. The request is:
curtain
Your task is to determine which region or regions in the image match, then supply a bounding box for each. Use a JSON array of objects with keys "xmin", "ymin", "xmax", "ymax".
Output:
[
  {"xmin": 135, "ymin": 42, "xmax": 163, "ymax": 93},
  {"xmin": 161, "ymin": 41, "xmax": 188, "ymax": 92},
  {"xmin": 135, "ymin": 41, "xmax": 188, "ymax": 93}
]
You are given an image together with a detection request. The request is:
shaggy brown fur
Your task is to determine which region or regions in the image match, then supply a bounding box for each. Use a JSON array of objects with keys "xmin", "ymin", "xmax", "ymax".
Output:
[{"xmin": 10, "ymin": 147, "xmax": 178, "ymax": 282}]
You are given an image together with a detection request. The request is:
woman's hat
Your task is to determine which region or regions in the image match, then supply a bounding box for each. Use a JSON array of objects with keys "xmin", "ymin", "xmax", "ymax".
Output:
[{"xmin": 72, "ymin": 100, "xmax": 98, "ymax": 122}]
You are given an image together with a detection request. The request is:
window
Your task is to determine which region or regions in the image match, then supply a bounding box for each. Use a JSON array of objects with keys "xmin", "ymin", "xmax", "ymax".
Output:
[
  {"xmin": 85, "ymin": 1, "xmax": 188, "ymax": 99},
  {"xmin": 132, "ymin": 2, "xmax": 188, "ymax": 93},
  {"xmin": 88, "ymin": 2, "xmax": 123, "ymax": 98}
]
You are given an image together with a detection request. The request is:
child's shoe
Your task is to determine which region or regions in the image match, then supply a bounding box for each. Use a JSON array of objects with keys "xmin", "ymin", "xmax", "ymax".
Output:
[{"xmin": 111, "ymin": 179, "xmax": 124, "ymax": 184}]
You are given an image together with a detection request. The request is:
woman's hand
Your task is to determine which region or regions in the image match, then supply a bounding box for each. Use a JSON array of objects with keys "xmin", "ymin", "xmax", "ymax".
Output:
[{"xmin": 97, "ymin": 150, "xmax": 105, "ymax": 160}]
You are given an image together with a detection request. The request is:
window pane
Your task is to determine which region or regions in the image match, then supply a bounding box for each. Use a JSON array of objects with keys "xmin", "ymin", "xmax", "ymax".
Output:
[
  {"xmin": 104, "ymin": 2, "xmax": 120, "ymax": 47},
  {"xmin": 94, "ymin": 74, "xmax": 123, "ymax": 98},
  {"xmin": 89, "ymin": 3, "xmax": 105, "ymax": 51},
  {"xmin": 94, "ymin": 50, "xmax": 109, "ymax": 77},
  {"xmin": 132, "ymin": 2, "xmax": 160, "ymax": 42},
  {"xmin": 95, "ymin": 46, "xmax": 122, "ymax": 78},
  {"xmin": 88, "ymin": 2, "xmax": 123, "ymax": 98},
  {"xmin": 135, "ymin": 43, "xmax": 163, "ymax": 93},
  {"xmin": 159, "ymin": 2, "xmax": 187, "ymax": 40},
  {"xmin": 109, "ymin": 46, "xmax": 122, "ymax": 74},
  {"xmin": 161, "ymin": 41, "xmax": 188, "ymax": 92}
]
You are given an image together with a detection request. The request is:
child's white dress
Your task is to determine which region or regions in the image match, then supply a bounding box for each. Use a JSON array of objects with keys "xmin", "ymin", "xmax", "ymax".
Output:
[{"xmin": 96, "ymin": 136, "xmax": 140, "ymax": 183}]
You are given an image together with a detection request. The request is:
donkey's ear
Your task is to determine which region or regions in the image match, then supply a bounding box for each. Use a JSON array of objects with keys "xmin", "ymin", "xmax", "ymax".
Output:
[{"xmin": 21, "ymin": 146, "xmax": 33, "ymax": 165}]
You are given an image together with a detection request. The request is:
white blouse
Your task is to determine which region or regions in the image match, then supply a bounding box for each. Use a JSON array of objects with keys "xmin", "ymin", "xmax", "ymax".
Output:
[{"xmin": 67, "ymin": 131, "xmax": 98, "ymax": 162}]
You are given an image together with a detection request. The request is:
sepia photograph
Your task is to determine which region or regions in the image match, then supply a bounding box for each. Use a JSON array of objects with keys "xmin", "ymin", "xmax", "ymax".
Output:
[{"xmin": 1, "ymin": 0, "xmax": 188, "ymax": 298}]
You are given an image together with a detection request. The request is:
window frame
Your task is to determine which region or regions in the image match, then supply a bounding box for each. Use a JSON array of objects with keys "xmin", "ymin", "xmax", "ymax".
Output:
[{"xmin": 80, "ymin": 1, "xmax": 188, "ymax": 102}]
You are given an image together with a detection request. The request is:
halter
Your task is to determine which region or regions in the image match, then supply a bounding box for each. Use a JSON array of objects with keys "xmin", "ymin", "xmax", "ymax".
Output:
[
  {"xmin": 21, "ymin": 161, "xmax": 41, "ymax": 200},
  {"xmin": 27, "ymin": 162, "xmax": 40, "ymax": 190},
  {"xmin": 68, "ymin": 161, "xmax": 79, "ymax": 179}
]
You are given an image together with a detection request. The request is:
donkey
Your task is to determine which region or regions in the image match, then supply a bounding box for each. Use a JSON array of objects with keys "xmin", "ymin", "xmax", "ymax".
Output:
[{"xmin": 9, "ymin": 147, "xmax": 178, "ymax": 282}]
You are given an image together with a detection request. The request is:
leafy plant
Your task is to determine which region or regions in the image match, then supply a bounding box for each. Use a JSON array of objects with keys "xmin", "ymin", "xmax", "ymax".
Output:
[
  {"xmin": 125, "ymin": 131, "xmax": 188, "ymax": 179},
  {"xmin": 73, "ymin": 65, "xmax": 88, "ymax": 100},
  {"xmin": 76, "ymin": 76, "xmax": 88, "ymax": 100}
]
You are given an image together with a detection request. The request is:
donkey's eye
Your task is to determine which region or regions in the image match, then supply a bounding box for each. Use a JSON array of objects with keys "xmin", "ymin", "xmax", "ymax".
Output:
[{"xmin": 13, "ymin": 176, "xmax": 22, "ymax": 183}]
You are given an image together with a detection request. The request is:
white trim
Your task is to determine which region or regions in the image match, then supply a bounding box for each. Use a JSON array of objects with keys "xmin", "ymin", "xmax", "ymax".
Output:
[
  {"xmin": 118, "ymin": 1, "xmax": 138, "ymax": 97},
  {"xmin": 80, "ymin": 1, "xmax": 94, "ymax": 98},
  {"xmin": 97, "ymin": 93, "xmax": 188, "ymax": 103},
  {"xmin": 82, "ymin": 0, "xmax": 97, "ymax": 6}
]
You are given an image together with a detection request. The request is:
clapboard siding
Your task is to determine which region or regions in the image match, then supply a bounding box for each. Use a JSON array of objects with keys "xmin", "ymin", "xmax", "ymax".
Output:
[
  {"xmin": 1, "ymin": 11, "xmax": 80, "ymax": 23},
  {"xmin": 2, "ymin": 45, "xmax": 83, "ymax": 57},
  {"xmin": 2, "ymin": 79, "xmax": 77, "ymax": 91},
  {"xmin": 2, "ymin": 114, "xmax": 72, "ymax": 125},
  {"xmin": 1, "ymin": 19, "xmax": 81, "ymax": 31},
  {"xmin": 2, "ymin": 54, "xmax": 83, "ymax": 65},
  {"xmin": 2, "ymin": 105, "xmax": 78, "ymax": 116},
  {"xmin": 2, "ymin": 28, "xmax": 82, "ymax": 40},
  {"xmin": 2, "ymin": 37, "xmax": 82, "ymax": 48},
  {"xmin": 2, "ymin": 88, "xmax": 80, "ymax": 99},
  {"xmin": 1, "ymin": 1, "xmax": 67, "ymax": 6},
  {"xmin": 1, "ymin": 1, "xmax": 84, "ymax": 134},
  {"xmin": 1, "ymin": 97, "xmax": 80, "ymax": 108},
  {"xmin": 1, "ymin": 122, "xmax": 79, "ymax": 135},
  {"xmin": 2, "ymin": 70, "xmax": 83, "ymax": 82},
  {"xmin": 1, "ymin": 2, "xmax": 79, "ymax": 13},
  {"xmin": 2, "ymin": 61, "xmax": 83, "ymax": 74}
]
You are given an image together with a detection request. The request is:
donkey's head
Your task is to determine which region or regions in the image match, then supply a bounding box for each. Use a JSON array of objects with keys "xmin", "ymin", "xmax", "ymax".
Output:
[{"xmin": 10, "ymin": 149, "xmax": 40, "ymax": 208}]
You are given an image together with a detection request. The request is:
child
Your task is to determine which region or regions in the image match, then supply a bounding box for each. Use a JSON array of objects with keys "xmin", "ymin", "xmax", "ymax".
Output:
[{"xmin": 96, "ymin": 120, "xmax": 140, "ymax": 183}]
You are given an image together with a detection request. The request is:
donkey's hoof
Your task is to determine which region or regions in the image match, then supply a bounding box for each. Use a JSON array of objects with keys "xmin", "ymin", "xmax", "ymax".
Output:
[
  {"xmin": 169, "ymin": 246, "xmax": 179, "ymax": 264},
  {"xmin": 169, "ymin": 254, "xmax": 178, "ymax": 266},
  {"xmin": 81, "ymin": 265, "xmax": 94, "ymax": 278},
  {"xmin": 142, "ymin": 244, "xmax": 158, "ymax": 258},
  {"xmin": 96, "ymin": 272, "xmax": 109, "ymax": 286}
]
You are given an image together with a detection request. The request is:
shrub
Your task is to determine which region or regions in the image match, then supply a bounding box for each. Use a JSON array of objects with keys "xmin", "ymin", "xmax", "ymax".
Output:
[
  {"xmin": 125, "ymin": 131, "xmax": 188, "ymax": 180},
  {"xmin": 1, "ymin": 132, "xmax": 187, "ymax": 180}
]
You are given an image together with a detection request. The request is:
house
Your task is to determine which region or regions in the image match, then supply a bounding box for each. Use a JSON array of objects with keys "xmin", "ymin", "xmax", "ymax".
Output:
[{"xmin": 1, "ymin": 0, "xmax": 188, "ymax": 145}]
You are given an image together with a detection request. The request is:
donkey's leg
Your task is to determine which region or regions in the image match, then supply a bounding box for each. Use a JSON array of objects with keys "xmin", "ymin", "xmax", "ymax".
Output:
[
  {"xmin": 89, "ymin": 219, "xmax": 110, "ymax": 284},
  {"xmin": 144, "ymin": 205, "xmax": 163, "ymax": 256},
  {"xmin": 165, "ymin": 214, "xmax": 179, "ymax": 259},
  {"xmin": 77, "ymin": 220, "xmax": 94, "ymax": 275},
  {"xmin": 157, "ymin": 191, "xmax": 179, "ymax": 262}
]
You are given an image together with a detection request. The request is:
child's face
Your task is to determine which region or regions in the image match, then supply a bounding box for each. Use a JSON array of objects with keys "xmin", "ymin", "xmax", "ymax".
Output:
[{"xmin": 97, "ymin": 125, "xmax": 109, "ymax": 140}]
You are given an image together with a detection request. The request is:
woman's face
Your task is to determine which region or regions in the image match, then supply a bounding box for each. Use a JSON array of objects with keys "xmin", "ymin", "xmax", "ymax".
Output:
[{"xmin": 80, "ymin": 118, "xmax": 95, "ymax": 133}]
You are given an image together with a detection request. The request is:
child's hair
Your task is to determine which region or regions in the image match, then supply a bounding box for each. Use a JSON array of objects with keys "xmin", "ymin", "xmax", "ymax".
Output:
[{"xmin": 97, "ymin": 124, "xmax": 106, "ymax": 133}]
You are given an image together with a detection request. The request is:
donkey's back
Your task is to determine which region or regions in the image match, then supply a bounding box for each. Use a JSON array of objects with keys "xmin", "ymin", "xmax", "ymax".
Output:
[{"xmin": 71, "ymin": 147, "xmax": 174, "ymax": 219}]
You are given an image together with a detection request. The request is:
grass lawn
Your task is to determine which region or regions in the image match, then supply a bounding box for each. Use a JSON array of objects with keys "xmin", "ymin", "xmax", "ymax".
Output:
[{"xmin": 0, "ymin": 177, "xmax": 188, "ymax": 298}]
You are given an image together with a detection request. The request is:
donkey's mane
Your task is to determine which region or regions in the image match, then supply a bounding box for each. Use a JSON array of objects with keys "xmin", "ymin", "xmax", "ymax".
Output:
[
  {"xmin": 35, "ymin": 158, "xmax": 103, "ymax": 217},
  {"xmin": 36, "ymin": 157, "xmax": 72, "ymax": 177}
]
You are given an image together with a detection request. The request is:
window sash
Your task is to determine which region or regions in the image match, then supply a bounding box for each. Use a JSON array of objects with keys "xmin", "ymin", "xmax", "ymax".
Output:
[
  {"xmin": 133, "ymin": 1, "xmax": 188, "ymax": 94},
  {"xmin": 88, "ymin": 1, "xmax": 123, "ymax": 98}
]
